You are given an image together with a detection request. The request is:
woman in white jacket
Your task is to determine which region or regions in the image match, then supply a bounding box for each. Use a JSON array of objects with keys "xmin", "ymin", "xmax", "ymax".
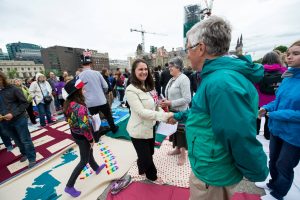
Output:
[
  {"xmin": 29, "ymin": 73, "xmax": 53, "ymax": 127},
  {"xmin": 125, "ymin": 59, "xmax": 173, "ymax": 184}
]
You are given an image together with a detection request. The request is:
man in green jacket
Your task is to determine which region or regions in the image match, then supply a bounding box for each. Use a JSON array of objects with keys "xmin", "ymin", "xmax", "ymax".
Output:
[{"xmin": 169, "ymin": 16, "xmax": 269, "ymax": 200}]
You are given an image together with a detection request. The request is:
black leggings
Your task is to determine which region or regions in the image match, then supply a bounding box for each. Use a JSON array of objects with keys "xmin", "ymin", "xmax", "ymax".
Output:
[{"xmin": 66, "ymin": 138, "xmax": 99, "ymax": 187}]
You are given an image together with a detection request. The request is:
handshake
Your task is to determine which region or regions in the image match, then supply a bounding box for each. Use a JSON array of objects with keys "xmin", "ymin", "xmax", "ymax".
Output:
[
  {"xmin": 166, "ymin": 112, "xmax": 177, "ymax": 125},
  {"xmin": 159, "ymin": 98, "xmax": 177, "ymax": 124}
]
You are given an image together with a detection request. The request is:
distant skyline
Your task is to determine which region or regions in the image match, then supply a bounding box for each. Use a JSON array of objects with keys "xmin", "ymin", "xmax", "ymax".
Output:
[{"xmin": 1, "ymin": 0, "xmax": 299, "ymax": 60}]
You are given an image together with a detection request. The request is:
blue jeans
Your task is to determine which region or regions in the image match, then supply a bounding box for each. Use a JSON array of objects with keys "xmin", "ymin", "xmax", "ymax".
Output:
[
  {"xmin": 2, "ymin": 116, "xmax": 36, "ymax": 162},
  {"xmin": 0, "ymin": 126, "xmax": 12, "ymax": 147},
  {"xmin": 37, "ymin": 103, "xmax": 52, "ymax": 126},
  {"xmin": 268, "ymin": 134, "xmax": 300, "ymax": 200}
]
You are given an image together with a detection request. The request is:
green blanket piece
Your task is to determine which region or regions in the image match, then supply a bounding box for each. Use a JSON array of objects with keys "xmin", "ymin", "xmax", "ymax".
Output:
[{"xmin": 106, "ymin": 117, "xmax": 167, "ymax": 147}]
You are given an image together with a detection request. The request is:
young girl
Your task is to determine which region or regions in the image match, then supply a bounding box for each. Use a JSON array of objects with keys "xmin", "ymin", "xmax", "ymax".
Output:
[
  {"xmin": 63, "ymin": 78, "xmax": 105, "ymax": 197},
  {"xmin": 255, "ymin": 51, "xmax": 287, "ymax": 140},
  {"xmin": 257, "ymin": 40, "xmax": 300, "ymax": 200}
]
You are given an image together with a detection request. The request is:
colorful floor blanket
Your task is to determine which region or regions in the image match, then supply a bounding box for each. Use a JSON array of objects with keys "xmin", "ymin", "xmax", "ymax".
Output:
[
  {"xmin": 0, "ymin": 136, "xmax": 137, "ymax": 199},
  {"xmin": 0, "ymin": 121, "xmax": 73, "ymax": 184}
]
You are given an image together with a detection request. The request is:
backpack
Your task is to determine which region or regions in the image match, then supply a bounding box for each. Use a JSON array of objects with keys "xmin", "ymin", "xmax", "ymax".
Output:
[
  {"xmin": 259, "ymin": 71, "xmax": 283, "ymax": 95},
  {"xmin": 116, "ymin": 76, "xmax": 125, "ymax": 87}
]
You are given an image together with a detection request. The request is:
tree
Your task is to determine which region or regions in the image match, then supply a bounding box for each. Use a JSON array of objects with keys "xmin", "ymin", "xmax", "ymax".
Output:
[
  {"xmin": 274, "ymin": 45, "xmax": 288, "ymax": 53},
  {"xmin": 253, "ymin": 58, "xmax": 262, "ymax": 64},
  {"xmin": 7, "ymin": 69, "xmax": 17, "ymax": 79},
  {"xmin": 150, "ymin": 46, "xmax": 157, "ymax": 54}
]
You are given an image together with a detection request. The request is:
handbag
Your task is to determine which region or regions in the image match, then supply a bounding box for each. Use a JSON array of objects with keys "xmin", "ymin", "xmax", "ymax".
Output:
[{"xmin": 37, "ymin": 82, "xmax": 52, "ymax": 104}]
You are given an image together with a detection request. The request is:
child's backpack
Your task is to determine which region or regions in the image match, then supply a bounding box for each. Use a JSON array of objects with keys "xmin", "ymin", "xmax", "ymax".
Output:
[{"xmin": 259, "ymin": 71, "xmax": 283, "ymax": 95}]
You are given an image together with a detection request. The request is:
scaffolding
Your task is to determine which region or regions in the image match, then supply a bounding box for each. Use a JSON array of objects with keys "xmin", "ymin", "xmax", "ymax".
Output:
[{"xmin": 183, "ymin": 4, "xmax": 202, "ymax": 45}]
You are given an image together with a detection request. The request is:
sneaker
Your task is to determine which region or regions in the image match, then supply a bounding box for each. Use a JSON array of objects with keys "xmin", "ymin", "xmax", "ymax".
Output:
[
  {"xmin": 39, "ymin": 124, "xmax": 47, "ymax": 128},
  {"xmin": 111, "ymin": 125, "xmax": 119, "ymax": 133},
  {"xmin": 20, "ymin": 156, "xmax": 27, "ymax": 162},
  {"xmin": 96, "ymin": 164, "xmax": 106, "ymax": 175},
  {"xmin": 111, "ymin": 175, "xmax": 132, "ymax": 195},
  {"xmin": 7, "ymin": 145, "xmax": 14, "ymax": 152},
  {"xmin": 28, "ymin": 161, "xmax": 36, "ymax": 168},
  {"xmin": 261, "ymin": 193, "xmax": 277, "ymax": 200},
  {"xmin": 64, "ymin": 186, "xmax": 81, "ymax": 197},
  {"xmin": 255, "ymin": 181, "xmax": 271, "ymax": 191}
]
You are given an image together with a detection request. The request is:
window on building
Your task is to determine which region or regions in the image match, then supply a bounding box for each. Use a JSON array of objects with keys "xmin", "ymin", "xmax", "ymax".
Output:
[
  {"xmin": 7, "ymin": 68, "xmax": 10, "ymax": 71},
  {"xmin": 34, "ymin": 67, "xmax": 36, "ymax": 70},
  {"xmin": 21, "ymin": 68, "xmax": 24, "ymax": 70},
  {"xmin": 0, "ymin": 68, "xmax": 2, "ymax": 71},
  {"xmin": 28, "ymin": 68, "xmax": 30, "ymax": 70}
]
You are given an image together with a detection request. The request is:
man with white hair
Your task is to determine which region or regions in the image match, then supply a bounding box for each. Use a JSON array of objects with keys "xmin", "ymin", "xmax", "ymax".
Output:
[{"xmin": 169, "ymin": 16, "xmax": 269, "ymax": 199}]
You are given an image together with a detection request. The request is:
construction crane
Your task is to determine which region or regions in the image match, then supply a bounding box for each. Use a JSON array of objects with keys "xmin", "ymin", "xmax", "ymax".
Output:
[
  {"xmin": 201, "ymin": 0, "xmax": 214, "ymax": 19},
  {"xmin": 130, "ymin": 25, "xmax": 167, "ymax": 53}
]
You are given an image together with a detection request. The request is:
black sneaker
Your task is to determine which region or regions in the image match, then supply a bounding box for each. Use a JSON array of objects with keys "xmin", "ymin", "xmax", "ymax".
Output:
[
  {"xmin": 20, "ymin": 156, "xmax": 27, "ymax": 162},
  {"xmin": 28, "ymin": 161, "xmax": 36, "ymax": 168}
]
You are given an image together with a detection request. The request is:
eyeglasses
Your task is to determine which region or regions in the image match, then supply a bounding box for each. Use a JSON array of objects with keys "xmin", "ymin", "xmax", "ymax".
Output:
[{"xmin": 184, "ymin": 43, "xmax": 200, "ymax": 53}]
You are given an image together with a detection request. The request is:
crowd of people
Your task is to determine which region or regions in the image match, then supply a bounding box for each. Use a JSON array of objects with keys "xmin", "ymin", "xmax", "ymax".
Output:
[{"xmin": 0, "ymin": 15, "xmax": 299, "ymax": 200}]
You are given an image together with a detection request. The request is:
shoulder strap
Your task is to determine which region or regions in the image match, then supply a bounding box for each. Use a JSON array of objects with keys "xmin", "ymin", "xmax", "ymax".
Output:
[{"xmin": 37, "ymin": 82, "xmax": 45, "ymax": 98}]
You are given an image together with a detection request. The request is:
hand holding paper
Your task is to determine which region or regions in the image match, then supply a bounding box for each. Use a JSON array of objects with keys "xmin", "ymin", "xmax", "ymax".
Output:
[{"xmin": 91, "ymin": 113, "xmax": 101, "ymax": 132}]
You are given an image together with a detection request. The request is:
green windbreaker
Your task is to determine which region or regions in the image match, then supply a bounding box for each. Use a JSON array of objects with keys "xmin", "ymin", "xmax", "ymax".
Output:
[{"xmin": 174, "ymin": 55, "xmax": 269, "ymax": 186}]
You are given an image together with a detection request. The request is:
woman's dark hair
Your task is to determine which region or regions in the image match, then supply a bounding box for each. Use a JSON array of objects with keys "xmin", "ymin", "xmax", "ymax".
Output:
[
  {"xmin": 59, "ymin": 76, "xmax": 64, "ymax": 82},
  {"xmin": 262, "ymin": 51, "xmax": 282, "ymax": 65},
  {"xmin": 102, "ymin": 68, "xmax": 108, "ymax": 76},
  {"xmin": 0, "ymin": 72, "xmax": 9, "ymax": 87},
  {"xmin": 63, "ymin": 89, "xmax": 85, "ymax": 115},
  {"xmin": 130, "ymin": 59, "xmax": 154, "ymax": 92}
]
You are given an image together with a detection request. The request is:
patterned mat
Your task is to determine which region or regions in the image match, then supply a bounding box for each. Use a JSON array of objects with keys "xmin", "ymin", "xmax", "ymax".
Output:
[
  {"xmin": 128, "ymin": 140, "xmax": 191, "ymax": 188},
  {"xmin": 0, "ymin": 136, "xmax": 137, "ymax": 200},
  {"xmin": 0, "ymin": 121, "xmax": 73, "ymax": 184}
]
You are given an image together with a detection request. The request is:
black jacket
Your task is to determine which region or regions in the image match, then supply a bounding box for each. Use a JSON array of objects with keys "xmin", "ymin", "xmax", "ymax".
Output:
[
  {"xmin": 190, "ymin": 72, "xmax": 202, "ymax": 93},
  {"xmin": 0, "ymin": 85, "xmax": 29, "ymax": 121},
  {"xmin": 160, "ymin": 68, "xmax": 172, "ymax": 97}
]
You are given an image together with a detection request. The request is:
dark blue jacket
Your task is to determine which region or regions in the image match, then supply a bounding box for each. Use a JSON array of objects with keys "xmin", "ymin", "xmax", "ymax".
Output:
[{"xmin": 263, "ymin": 68, "xmax": 300, "ymax": 147}]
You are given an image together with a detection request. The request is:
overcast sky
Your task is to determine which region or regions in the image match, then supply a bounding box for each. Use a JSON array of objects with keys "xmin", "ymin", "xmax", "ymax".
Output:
[{"xmin": 1, "ymin": 0, "xmax": 299, "ymax": 60}]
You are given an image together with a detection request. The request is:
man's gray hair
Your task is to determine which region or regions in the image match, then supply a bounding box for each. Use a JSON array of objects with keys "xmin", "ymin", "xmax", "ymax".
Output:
[
  {"xmin": 168, "ymin": 56, "xmax": 184, "ymax": 71},
  {"xmin": 187, "ymin": 16, "xmax": 232, "ymax": 56}
]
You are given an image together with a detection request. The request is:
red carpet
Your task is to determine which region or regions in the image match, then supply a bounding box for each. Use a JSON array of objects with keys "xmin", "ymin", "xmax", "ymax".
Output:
[
  {"xmin": 106, "ymin": 182, "xmax": 189, "ymax": 200},
  {"xmin": 0, "ymin": 123, "xmax": 73, "ymax": 184},
  {"xmin": 232, "ymin": 192, "xmax": 261, "ymax": 200}
]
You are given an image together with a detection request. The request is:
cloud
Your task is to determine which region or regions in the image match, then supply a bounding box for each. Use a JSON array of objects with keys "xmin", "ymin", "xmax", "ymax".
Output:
[{"xmin": 0, "ymin": 0, "xmax": 299, "ymax": 60}]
